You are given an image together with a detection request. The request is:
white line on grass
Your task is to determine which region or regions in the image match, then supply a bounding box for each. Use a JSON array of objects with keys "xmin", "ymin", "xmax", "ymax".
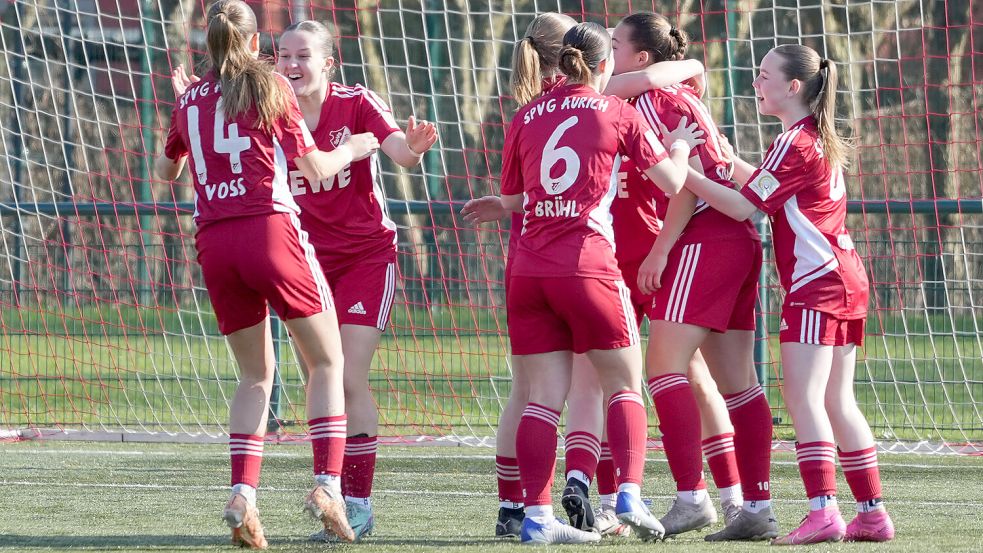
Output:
[
  {"xmin": 1, "ymin": 479, "xmax": 980, "ymax": 508},
  {"xmin": 3, "ymin": 449, "xmax": 980, "ymax": 470}
]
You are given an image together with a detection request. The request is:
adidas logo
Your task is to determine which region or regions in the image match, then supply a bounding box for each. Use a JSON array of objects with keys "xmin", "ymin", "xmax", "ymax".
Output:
[{"xmin": 348, "ymin": 302, "xmax": 367, "ymax": 315}]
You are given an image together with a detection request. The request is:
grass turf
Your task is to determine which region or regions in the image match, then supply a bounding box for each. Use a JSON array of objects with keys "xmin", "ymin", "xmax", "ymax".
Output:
[{"xmin": 0, "ymin": 440, "xmax": 981, "ymax": 552}]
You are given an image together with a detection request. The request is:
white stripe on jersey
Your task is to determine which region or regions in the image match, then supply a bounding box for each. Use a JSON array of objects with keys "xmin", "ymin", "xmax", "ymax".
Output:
[
  {"xmin": 761, "ymin": 126, "xmax": 803, "ymax": 172},
  {"xmin": 271, "ymin": 138, "xmax": 302, "ymax": 215},
  {"xmin": 634, "ymin": 93, "xmax": 666, "ymax": 137},
  {"xmin": 331, "ymin": 84, "xmax": 400, "ymax": 130},
  {"xmin": 376, "ymin": 262, "xmax": 397, "ymax": 330},
  {"xmin": 586, "ymin": 154, "xmax": 621, "ymax": 251},
  {"xmin": 370, "ymin": 152, "xmax": 398, "ymax": 235},
  {"xmin": 784, "ymin": 195, "xmax": 839, "ymax": 293}
]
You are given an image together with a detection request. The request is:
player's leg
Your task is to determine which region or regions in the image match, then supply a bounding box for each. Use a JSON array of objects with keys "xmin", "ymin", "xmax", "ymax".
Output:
[
  {"xmin": 688, "ymin": 350, "xmax": 742, "ymax": 522},
  {"xmin": 224, "ymin": 318, "xmax": 275, "ymax": 549},
  {"xmin": 700, "ymin": 329, "xmax": 779, "ymax": 541},
  {"xmin": 771, "ymin": 322, "xmax": 845, "ymax": 545},
  {"xmin": 509, "ymin": 276, "xmax": 600, "ymax": 545},
  {"xmin": 827, "ymin": 333, "xmax": 893, "ymax": 542},
  {"xmin": 494, "ymin": 356, "xmax": 527, "ymax": 537},
  {"xmin": 286, "ymin": 310, "xmax": 355, "ymax": 543},
  {"xmin": 561, "ymin": 354, "xmax": 604, "ymax": 530},
  {"xmin": 644, "ymin": 321, "xmax": 717, "ymax": 537}
]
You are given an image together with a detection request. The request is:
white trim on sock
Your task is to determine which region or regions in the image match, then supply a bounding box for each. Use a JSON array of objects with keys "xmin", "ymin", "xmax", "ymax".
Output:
[
  {"xmin": 718, "ymin": 484, "xmax": 743, "ymax": 505},
  {"xmin": 231, "ymin": 483, "xmax": 257, "ymax": 506},
  {"xmin": 809, "ymin": 495, "xmax": 837, "ymax": 511},
  {"xmin": 743, "ymin": 499, "xmax": 771, "ymax": 513},
  {"xmin": 677, "ymin": 488, "xmax": 708, "ymax": 504},
  {"xmin": 618, "ymin": 483, "xmax": 641, "ymax": 498}
]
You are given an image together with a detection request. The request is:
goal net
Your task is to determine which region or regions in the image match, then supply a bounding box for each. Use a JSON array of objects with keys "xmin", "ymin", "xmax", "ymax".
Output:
[{"xmin": 1, "ymin": 0, "xmax": 980, "ymax": 452}]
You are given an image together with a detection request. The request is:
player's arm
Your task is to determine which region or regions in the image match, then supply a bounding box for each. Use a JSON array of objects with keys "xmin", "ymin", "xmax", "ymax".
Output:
[
  {"xmin": 154, "ymin": 154, "xmax": 185, "ymax": 180},
  {"xmin": 461, "ymin": 195, "xmax": 511, "ymax": 225},
  {"xmin": 500, "ymin": 194, "xmax": 523, "ymax": 213},
  {"xmin": 717, "ymin": 133, "xmax": 756, "ymax": 186},
  {"xmin": 641, "ymin": 116, "xmax": 706, "ymax": 195},
  {"xmin": 295, "ymin": 132, "xmax": 379, "ymax": 183},
  {"xmin": 604, "ymin": 59, "xmax": 705, "ymax": 99},
  {"xmin": 683, "ymin": 168, "xmax": 757, "ymax": 221},
  {"xmin": 636, "ymin": 187, "xmax": 698, "ymax": 294},
  {"xmin": 381, "ymin": 116, "xmax": 438, "ymax": 168}
]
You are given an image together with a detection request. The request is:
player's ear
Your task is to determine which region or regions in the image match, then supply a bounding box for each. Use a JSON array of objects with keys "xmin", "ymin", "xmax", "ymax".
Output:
[{"xmin": 788, "ymin": 78, "xmax": 802, "ymax": 97}]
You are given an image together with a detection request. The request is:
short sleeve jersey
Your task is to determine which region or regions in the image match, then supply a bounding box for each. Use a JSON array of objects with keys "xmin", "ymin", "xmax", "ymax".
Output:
[
  {"xmin": 500, "ymin": 84, "xmax": 667, "ymax": 278},
  {"xmin": 628, "ymin": 85, "xmax": 756, "ymax": 244},
  {"xmin": 163, "ymin": 72, "xmax": 315, "ymax": 229},
  {"xmin": 287, "ymin": 82, "xmax": 402, "ymax": 270},
  {"xmin": 740, "ymin": 116, "xmax": 869, "ymax": 318}
]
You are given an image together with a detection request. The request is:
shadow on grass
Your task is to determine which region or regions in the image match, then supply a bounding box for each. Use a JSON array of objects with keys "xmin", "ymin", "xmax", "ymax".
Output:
[{"xmin": 0, "ymin": 535, "xmax": 227, "ymax": 549}]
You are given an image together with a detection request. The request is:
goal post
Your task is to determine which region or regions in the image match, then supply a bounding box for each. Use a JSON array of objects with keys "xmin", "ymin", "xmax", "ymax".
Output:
[{"xmin": 0, "ymin": 0, "xmax": 980, "ymax": 452}]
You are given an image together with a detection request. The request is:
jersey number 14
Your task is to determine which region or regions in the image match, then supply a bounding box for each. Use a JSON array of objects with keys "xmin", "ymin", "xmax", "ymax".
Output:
[{"xmin": 188, "ymin": 100, "xmax": 252, "ymax": 185}]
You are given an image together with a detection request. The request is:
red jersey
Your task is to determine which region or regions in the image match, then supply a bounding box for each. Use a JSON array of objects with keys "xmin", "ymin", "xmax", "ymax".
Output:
[
  {"xmin": 500, "ymin": 84, "xmax": 667, "ymax": 278},
  {"xmin": 633, "ymin": 85, "xmax": 757, "ymax": 243},
  {"xmin": 507, "ymin": 76, "xmax": 567, "ymax": 261},
  {"xmin": 288, "ymin": 82, "xmax": 402, "ymax": 270},
  {"xmin": 741, "ymin": 116, "xmax": 869, "ymax": 318},
  {"xmin": 164, "ymin": 73, "xmax": 315, "ymax": 229},
  {"xmin": 610, "ymin": 155, "xmax": 666, "ymax": 268}
]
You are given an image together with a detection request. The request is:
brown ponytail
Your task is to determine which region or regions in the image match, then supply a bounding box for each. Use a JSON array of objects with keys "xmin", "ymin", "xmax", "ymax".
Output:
[
  {"xmin": 620, "ymin": 12, "xmax": 688, "ymax": 64},
  {"xmin": 206, "ymin": 0, "xmax": 290, "ymax": 133},
  {"xmin": 773, "ymin": 44, "xmax": 852, "ymax": 169},
  {"xmin": 509, "ymin": 13, "xmax": 577, "ymax": 106},
  {"xmin": 558, "ymin": 22, "xmax": 611, "ymax": 86}
]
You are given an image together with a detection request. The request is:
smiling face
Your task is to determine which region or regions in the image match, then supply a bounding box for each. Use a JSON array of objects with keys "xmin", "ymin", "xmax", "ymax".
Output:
[
  {"xmin": 276, "ymin": 30, "xmax": 333, "ymax": 98},
  {"xmin": 611, "ymin": 22, "xmax": 648, "ymax": 76},
  {"xmin": 753, "ymin": 50, "xmax": 796, "ymax": 117}
]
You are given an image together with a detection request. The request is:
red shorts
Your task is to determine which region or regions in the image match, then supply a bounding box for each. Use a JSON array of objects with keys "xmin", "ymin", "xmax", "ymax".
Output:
[
  {"xmin": 780, "ymin": 307, "xmax": 866, "ymax": 346},
  {"xmin": 507, "ymin": 276, "xmax": 639, "ymax": 355},
  {"xmin": 195, "ymin": 213, "xmax": 333, "ymax": 335},
  {"xmin": 617, "ymin": 262, "xmax": 654, "ymax": 328},
  {"xmin": 651, "ymin": 237, "xmax": 761, "ymax": 332},
  {"xmin": 322, "ymin": 261, "xmax": 397, "ymax": 330}
]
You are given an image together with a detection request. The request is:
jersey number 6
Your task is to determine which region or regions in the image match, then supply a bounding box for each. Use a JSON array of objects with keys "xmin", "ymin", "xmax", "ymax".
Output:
[{"xmin": 540, "ymin": 115, "xmax": 581, "ymax": 195}]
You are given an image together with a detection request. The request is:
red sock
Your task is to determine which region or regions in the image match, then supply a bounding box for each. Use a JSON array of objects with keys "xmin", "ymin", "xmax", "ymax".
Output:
[
  {"xmin": 564, "ymin": 431, "xmax": 600, "ymax": 482},
  {"xmin": 839, "ymin": 446, "xmax": 882, "ymax": 502},
  {"xmin": 230, "ymin": 433, "xmax": 264, "ymax": 488},
  {"xmin": 516, "ymin": 403, "xmax": 560, "ymax": 507},
  {"xmin": 606, "ymin": 390, "xmax": 649, "ymax": 486},
  {"xmin": 647, "ymin": 375, "xmax": 706, "ymax": 491},
  {"xmin": 341, "ymin": 435, "xmax": 377, "ymax": 498},
  {"xmin": 724, "ymin": 385, "xmax": 773, "ymax": 500},
  {"xmin": 309, "ymin": 415, "xmax": 347, "ymax": 477},
  {"xmin": 702, "ymin": 432, "xmax": 740, "ymax": 489},
  {"xmin": 796, "ymin": 441, "xmax": 838, "ymax": 498},
  {"xmin": 496, "ymin": 455, "xmax": 523, "ymax": 505},
  {"xmin": 595, "ymin": 442, "xmax": 617, "ymax": 495}
]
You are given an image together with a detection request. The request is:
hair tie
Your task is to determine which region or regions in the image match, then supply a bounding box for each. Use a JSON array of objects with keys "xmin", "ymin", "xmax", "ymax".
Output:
[
  {"xmin": 525, "ymin": 35, "xmax": 536, "ymax": 46},
  {"xmin": 669, "ymin": 26, "xmax": 679, "ymax": 38}
]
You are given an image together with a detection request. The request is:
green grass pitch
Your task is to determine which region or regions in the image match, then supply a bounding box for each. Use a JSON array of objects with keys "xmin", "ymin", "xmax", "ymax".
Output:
[{"xmin": 0, "ymin": 440, "xmax": 981, "ymax": 552}]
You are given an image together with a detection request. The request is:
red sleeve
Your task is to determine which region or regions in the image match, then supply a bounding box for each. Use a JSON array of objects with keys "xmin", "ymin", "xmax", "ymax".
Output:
[
  {"xmin": 273, "ymin": 74, "xmax": 316, "ymax": 160},
  {"xmin": 740, "ymin": 131, "xmax": 810, "ymax": 216},
  {"xmin": 356, "ymin": 86, "xmax": 401, "ymax": 143},
  {"xmin": 163, "ymin": 106, "xmax": 188, "ymax": 160},
  {"xmin": 618, "ymin": 100, "xmax": 667, "ymax": 171},
  {"xmin": 499, "ymin": 118, "xmax": 523, "ymax": 196},
  {"xmin": 635, "ymin": 91, "xmax": 695, "ymax": 158}
]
